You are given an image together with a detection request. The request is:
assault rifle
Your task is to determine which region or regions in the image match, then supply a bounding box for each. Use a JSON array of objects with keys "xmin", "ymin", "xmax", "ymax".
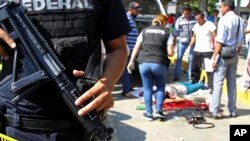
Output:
[{"xmin": 0, "ymin": 1, "xmax": 113, "ymax": 140}]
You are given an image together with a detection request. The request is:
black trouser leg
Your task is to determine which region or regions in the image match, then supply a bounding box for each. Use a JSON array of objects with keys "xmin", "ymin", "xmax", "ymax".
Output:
[
  {"xmin": 201, "ymin": 52, "xmax": 213, "ymax": 89},
  {"xmin": 191, "ymin": 51, "xmax": 202, "ymax": 83},
  {"xmin": 206, "ymin": 71, "xmax": 214, "ymax": 88}
]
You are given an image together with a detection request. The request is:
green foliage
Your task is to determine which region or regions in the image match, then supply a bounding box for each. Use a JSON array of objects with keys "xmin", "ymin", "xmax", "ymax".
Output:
[
  {"xmin": 207, "ymin": 0, "xmax": 219, "ymax": 13},
  {"xmin": 186, "ymin": 0, "xmax": 218, "ymax": 13}
]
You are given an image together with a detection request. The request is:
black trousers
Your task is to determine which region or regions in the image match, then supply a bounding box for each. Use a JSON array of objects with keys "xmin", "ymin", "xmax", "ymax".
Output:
[{"xmin": 191, "ymin": 51, "xmax": 214, "ymax": 88}]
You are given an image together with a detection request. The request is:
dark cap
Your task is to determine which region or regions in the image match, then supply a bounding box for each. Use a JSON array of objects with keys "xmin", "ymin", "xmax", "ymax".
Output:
[{"xmin": 128, "ymin": 2, "xmax": 143, "ymax": 11}]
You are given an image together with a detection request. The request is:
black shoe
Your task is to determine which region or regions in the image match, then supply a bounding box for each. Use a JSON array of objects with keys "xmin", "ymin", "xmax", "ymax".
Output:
[
  {"xmin": 121, "ymin": 92, "xmax": 135, "ymax": 98},
  {"xmin": 191, "ymin": 77, "xmax": 199, "ymax": 84},
  {"xmin": 143, "ymin": 113, "xmax": 154, "ymax": 121},
  {"xmin": 129, "ymin": 87, "xmax": 134, "ymax": 91},
  {"xmin": 155, "ymin": 110, "xmax": 165, "ymax": 119},
  {"xmin": 230, "ymin": 112, "xmax": 237, "ymax": 118}
]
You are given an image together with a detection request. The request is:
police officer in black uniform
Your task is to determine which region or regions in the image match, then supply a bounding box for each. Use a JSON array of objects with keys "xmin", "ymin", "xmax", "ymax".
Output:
[{"xmin": 0, "ymin": 0, "xmax": 130, "ymax": 140}]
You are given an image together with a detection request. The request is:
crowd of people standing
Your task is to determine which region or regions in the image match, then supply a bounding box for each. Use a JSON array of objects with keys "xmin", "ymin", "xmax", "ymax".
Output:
[{"xmin": 122, "ymin": 0, "xmax": 248, "ymax": 121}]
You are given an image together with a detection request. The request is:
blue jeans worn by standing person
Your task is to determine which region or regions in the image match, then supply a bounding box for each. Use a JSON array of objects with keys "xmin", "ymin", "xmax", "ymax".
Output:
[
  {"xmin": 121, "ymin": 55, "xmax": 131, "ymax": 96},
  {"xmin": 174, "ymin": 42, "xmax": 193, "ymax": 81},
  {"xmin": 209, "ymin": 55, "xmax": 238, "ymax": 116},
  {"xmin": 139, "ymin": 63, "xmax": 166, "ymax": 115}
]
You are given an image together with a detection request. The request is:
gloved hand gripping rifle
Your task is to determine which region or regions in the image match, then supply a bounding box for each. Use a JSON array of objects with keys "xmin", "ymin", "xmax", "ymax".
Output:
[{"xmin": 0, "ymin": 1, "xmax": 113, "ymax": 140}]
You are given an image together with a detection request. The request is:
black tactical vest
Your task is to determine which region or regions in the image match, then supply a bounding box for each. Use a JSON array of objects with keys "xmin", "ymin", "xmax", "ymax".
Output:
[
  {"xmin": 138, "ymin": 25, "xmax": 170, "ymax": 66},
  {"xmin": 0, "ymin": 0, "xmax": 102, "ymax": 117}
]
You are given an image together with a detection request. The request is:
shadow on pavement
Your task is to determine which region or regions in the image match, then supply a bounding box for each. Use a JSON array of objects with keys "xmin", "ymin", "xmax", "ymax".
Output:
[
  {"xmin": 236, "ymin": 108, "xmax": 250, "ymax": 117},
  {"xmin": 107, "ymin": 110, "xmax": 146, "ymax": 141}
]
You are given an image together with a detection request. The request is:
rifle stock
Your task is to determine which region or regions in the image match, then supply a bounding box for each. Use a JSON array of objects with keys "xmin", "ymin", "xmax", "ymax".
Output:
[{"xmin": 0, "ymin": 1, "xmax": 113, "ymax": 140}]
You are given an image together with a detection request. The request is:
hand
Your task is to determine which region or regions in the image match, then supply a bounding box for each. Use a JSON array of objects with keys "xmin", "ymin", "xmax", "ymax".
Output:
[
  {"xmin": 127, "ymin": 61, "xmax": 135, "ymax": 74},
  {"xmin": 73, "ymin": 70, "xmax": 114, "ymax": 118},
  {"xmin": 212, "ymin": 62, "xmax": 217, "ymax": 70},
  {"xmin": 0, "ymin": 28, "xmax": 16, "ymax": 59}
]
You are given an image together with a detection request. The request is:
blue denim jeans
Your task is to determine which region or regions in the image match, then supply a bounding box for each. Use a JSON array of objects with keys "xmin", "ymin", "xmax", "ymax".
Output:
[
  {"xmin": 139, "ymin": 63, "xmax": 166, "ymax": 114},
  {"xmin": 209, "ymin": 55, "xmax": 238, "ymax": 115},
  {"xmin": 175, "ymin": 42, "xmax": 193, "ymax": 80},
  {"xmin": 122, "ymin": 56, "xmax": 131, "ymax": 94}
]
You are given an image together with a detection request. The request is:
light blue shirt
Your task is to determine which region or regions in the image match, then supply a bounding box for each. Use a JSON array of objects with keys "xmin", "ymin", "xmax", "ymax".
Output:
[
  {"xmin": 216, "ymin": 11, "xmax": 245, "ymax": 46},
  {"xmin": 174, "ymin": 15, "xmax": 196, "ymax": 43}
]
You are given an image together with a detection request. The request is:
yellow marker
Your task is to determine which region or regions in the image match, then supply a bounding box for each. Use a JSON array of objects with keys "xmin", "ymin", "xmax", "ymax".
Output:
[{"xmin": 0, "ymin": 133, "xmax": 18, "ymax": 141}]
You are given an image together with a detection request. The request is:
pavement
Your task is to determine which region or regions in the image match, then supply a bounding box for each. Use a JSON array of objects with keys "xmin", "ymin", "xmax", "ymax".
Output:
[{"xmin": 105, "ymin": 46, "xmax": 250, "ymax": 141}]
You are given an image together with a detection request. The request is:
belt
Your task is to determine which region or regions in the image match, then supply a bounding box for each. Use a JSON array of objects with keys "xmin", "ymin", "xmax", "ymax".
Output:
[{"xmin": 4, "ymin": 114, "xmax": 71, "ymax": 131}]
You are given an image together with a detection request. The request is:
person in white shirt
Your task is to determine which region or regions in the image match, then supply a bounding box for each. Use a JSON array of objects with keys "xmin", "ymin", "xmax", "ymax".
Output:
[{"xmin": 187, "ymin": 11, "xmax": 216, "ymax": 94}]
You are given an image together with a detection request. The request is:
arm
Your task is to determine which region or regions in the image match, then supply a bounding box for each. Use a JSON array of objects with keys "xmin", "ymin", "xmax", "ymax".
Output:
[
  {"xmin": 212, "ymin": 18, "xmax": 226, "ymax": 69},
  {"xmin": 245, "ymin": 29, "xmax": 250, "ymax": 34},
  {"xmin": 126, "ymin": 35, "xmax": 142, "ymax": 74},
  {"xmin": 211, "ymin": 29, "xmax": 217, "ymax": 48},
  {"xmin": 211, "ymin": 41, "xmax": 222, "ymax": 69},
  {"xmin": 130, "ymin": 38, "xmax": 142, "ymax": 63},
  {"xmin": 167, "ymin": 45, "xmax": 174, "ymax": 57},
  {"xmin": 188, "ymin": 32, "xmax": 196, "ymax": 48},
  {"xmin": 76, "ymin": 35, "xmax": 128, "ymax": 116},
  {"xmin": 213, "ymin": 42, "xmax": 222, "ymax": 58},
  {"xmin": 211, "ymin": 30, "xmax": 217, "ymax": 40},
  {"xmin": 167, "ymin": 34, "xmax": 174, "ymax": 57}
]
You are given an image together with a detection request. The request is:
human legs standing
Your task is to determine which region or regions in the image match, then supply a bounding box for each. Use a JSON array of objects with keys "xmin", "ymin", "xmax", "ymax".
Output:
[
  {"xmin": 226, "ymin": 56, "xmax": 238, "ymax": 115},
  {"xmin": 209, "ymin": 57, "xmax": 226, "ymax": 116},
  {"xmin": 203, "ymin": 52, "xmax": 214, "ymax": 91},
  {"xmin": 139, "ymin": 63, "xmax": 154, "ymax": 119},
  {"xmin": 209, "ymin": 55, "xmax": 238, "ymax": 117},
  {"xmin": 139, "ymin": 63, "xmax": 166, "ymax": 120},
  {"xmin": 174, "ymin": 42, "xmax": 188, "ymax": 81},
  {"xmin": 150, "ymin": 63, "xmax": 166, "ymax": 112},
  {"xmin": 191, "ymin": 51, "xmax": 202, "ymax": 83}
]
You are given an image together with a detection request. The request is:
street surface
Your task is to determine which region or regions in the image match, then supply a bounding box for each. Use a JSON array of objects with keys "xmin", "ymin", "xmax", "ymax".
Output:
[{"xmin": 106, "ymin": 46, "xmax": 250, "ymax": 141}]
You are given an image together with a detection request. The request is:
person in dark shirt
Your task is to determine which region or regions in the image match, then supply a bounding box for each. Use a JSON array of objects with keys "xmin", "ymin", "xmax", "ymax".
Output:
[
  {"xmin": 0, "ymin": 0, "xmax": 131, "ymax": 140},
  {"xmin": 121, "ymin": 1, "xmax": 142, "ymax": 97},
  {"xmin": 127, "ymin": 14, "xmax": 174, "ymax": 121}
]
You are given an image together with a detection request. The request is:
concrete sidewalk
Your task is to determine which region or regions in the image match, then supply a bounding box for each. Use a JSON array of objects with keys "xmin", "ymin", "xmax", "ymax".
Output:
[
  {"xmin": 106, "ymin": 47, "xmax": 250, "ymax": 141},
  {"xmin": 107, "ymin": 92, "xmax": 250, "ymax": 141}
]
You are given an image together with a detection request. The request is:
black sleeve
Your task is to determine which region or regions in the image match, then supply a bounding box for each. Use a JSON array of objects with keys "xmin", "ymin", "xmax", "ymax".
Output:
[{"xmin": 100, "ymin": 0, "xmax": 131, "ymax": 41}]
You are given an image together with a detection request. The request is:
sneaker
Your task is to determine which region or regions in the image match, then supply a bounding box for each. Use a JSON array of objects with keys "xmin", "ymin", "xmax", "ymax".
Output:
[
  {"xmin": 121, "ymin": 92, "xmax": 135, "ymax": 98},
  {"xmin": 155, "ymin": 110, "xmax": 165, "ymax": 119},
  {"xmin": 143, "ymin": 113, "xmax": 153, "ymax": 121},
  {"xmin": 230, "ymin": 112, "xmax": 237, "ymax": 118},
  {"xmin": 129, "ymin": 87, "xmax": 134, "ymax": 91}
]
